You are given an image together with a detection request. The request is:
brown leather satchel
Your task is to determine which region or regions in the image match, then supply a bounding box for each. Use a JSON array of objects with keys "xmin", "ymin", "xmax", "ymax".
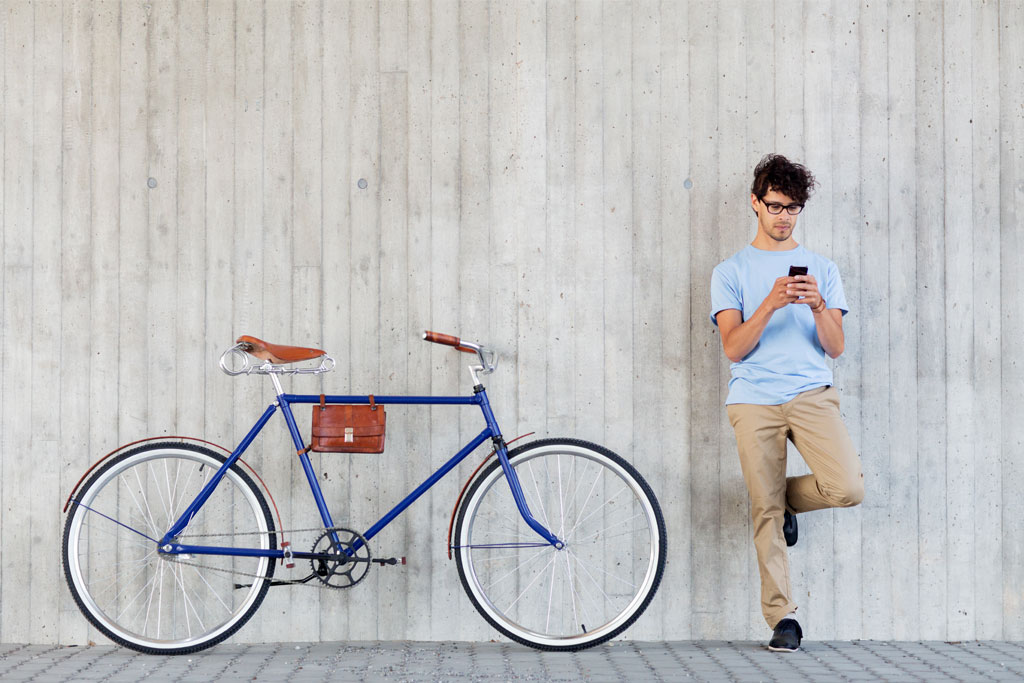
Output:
[{"xmin": 310, "ymin": 395, "xmax": 386, "ymax": 453}]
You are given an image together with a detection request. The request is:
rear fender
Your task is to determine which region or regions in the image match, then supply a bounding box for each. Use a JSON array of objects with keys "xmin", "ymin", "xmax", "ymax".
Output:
[{"xmin": 62, "ymin": 436, "xmax": 284, "ymax": 538}]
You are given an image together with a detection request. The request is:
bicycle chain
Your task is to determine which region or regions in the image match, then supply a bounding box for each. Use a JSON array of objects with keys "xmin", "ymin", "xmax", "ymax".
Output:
[
  {"xmin": 175, "ymin": 526, "xmax": 331, "ymax": 539},
  {"xmin": 166, "ymin": 526, "xmax": 352, "ymax": 589}
]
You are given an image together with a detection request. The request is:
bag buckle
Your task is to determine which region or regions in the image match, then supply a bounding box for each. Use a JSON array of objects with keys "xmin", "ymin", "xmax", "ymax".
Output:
[{"xmin": 345, "ymin": 427, "xmax": 354, "ymax": 443}]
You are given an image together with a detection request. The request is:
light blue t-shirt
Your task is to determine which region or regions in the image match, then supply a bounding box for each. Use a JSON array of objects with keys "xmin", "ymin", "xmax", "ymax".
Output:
[{"xmin": 710, "ymin": 244, "xmax": 849, "ymax": 405}]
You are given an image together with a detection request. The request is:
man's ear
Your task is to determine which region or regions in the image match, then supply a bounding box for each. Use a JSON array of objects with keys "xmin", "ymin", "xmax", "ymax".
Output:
[{"xmin": 751, "ymin": 193, "xmax": 759, "ymax": 215}]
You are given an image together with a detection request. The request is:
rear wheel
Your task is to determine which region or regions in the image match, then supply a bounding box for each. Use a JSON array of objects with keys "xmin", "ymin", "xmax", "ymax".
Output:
[
  {"xmin": 62, "ymin": 442, "xmax": 276, "ymax": 654},
  {"xmin": 454, "ymin": 438, "xmax": 666, "ymax": 650}
]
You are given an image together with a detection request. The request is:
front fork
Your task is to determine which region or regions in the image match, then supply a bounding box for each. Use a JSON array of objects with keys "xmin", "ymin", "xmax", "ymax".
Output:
[{"xmin": 476, "ymin": 386, "xmax": 564, "ymax": 549}]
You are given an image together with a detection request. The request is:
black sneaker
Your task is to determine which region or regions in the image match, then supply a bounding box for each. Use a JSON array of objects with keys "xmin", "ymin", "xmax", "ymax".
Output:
[
  {"xmin": 768, "ymin": 618, "xmax": 802, "ymax": 652},
  {"xmin": 783, "ymin": 510, "xmax": 798, "ymax": 547}
]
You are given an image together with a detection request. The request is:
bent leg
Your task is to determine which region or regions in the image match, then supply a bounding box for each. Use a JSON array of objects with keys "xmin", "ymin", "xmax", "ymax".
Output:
[
  {"xmin": 728, "ymin": 403, "xmax": 799, "ymax": 628},
  {"xmin": 784, "ymin": 386, "xmax": 865, "ymax": 513}
]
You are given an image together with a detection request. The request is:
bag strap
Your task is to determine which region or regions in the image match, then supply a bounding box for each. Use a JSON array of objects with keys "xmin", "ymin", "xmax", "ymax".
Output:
[{"xmin": 319, "ymin": 393, "xmax": 379, "ymax": 410}]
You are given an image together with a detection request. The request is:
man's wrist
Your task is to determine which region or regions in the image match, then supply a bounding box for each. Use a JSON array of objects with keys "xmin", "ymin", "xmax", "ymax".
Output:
[{"xmin": 812, "ymin": 299, "xmax": 827, "ymax": 314}]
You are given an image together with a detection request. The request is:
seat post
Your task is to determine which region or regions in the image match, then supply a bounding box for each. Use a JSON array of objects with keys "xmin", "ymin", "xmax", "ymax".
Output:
[{"xmin": 269, "ymin": 372, "xmax": 285, "ymax": 397}]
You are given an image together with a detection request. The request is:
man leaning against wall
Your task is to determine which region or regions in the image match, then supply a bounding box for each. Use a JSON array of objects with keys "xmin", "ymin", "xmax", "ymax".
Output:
[{"xmin": 709, "ymin": 154, "xmax": 865, "ymax": 652}]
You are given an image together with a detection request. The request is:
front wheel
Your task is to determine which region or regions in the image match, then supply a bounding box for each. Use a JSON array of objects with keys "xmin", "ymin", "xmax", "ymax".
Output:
[
  {"xmin": 62, "ymin": 442, "xmax": 276, "ymax": 654},
  {"xmin": 454, "ymin": 438, "xmax": 666, "ymax": 650}
]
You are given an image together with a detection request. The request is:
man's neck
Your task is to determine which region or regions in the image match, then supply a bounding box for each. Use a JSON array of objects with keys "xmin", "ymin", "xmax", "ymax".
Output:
[{"xmin": 750, "ymin": 235, "xmax": 799, "ymax": 251}]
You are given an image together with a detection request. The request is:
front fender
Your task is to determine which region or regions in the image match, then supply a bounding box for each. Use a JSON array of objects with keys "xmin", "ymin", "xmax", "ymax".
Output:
[{"xmin": 446, "ymin": 432, "xmax": 534, "ymax": 559}]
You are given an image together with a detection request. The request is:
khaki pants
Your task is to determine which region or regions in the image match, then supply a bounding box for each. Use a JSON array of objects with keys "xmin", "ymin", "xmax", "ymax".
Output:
[{"xmin": 727, "ymin": 385, "xmax": 864, "ymax": 629}]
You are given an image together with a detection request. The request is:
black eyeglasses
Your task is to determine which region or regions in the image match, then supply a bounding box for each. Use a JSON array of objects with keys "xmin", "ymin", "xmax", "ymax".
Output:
[{"xmin": 759, "ymin": 198, "xmax": 804, "ymax": 215}]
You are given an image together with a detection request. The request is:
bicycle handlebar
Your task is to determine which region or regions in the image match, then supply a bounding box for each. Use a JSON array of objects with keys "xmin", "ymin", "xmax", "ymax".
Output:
[{"xmin": 422, "ymin": 330, "xmax": 497, "ymax": 381}]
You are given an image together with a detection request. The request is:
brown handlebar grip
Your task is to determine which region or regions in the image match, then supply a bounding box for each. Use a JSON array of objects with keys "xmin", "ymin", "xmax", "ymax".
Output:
[
  {"xmin": 423, "ymin": 331, "xmax": 477, "ymax": 353},
  {"xmin": 423, "ymin": 330, "xmax": 461, "ymax": 346}
]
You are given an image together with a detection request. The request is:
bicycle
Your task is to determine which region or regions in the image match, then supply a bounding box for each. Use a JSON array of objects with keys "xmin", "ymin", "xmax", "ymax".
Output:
[{"xmin": 62, "ymin": 332, "xmax": 667, "ymax": 655}]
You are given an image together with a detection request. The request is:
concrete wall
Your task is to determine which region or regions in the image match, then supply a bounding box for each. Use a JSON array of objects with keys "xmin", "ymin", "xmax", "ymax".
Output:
[{"xmin": 1, "ymin": 0, "xmax": 1022, "ymax": 644}]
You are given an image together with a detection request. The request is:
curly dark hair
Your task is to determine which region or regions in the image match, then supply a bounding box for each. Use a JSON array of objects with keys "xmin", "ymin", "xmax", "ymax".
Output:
[{"xmin": 751, "ymin": 154, "xmax": 817, "ymax": 205}]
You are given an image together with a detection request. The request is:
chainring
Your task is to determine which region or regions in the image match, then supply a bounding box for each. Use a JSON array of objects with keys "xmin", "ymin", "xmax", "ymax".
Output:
[{"xmin": 310, "ymin": 527, "xmax": 371, "ymax": 588}]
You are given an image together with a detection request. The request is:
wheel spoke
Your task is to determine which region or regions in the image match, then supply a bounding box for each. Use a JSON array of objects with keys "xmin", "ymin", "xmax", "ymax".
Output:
[
  {"xmin": 502, "ymin": 553, "xmax": 558, "ymax": 613},
  {"xmin": 150, "ymin": 461, "xmax": 174, "ymax": 530},
  {"xmin": 171, "ymin": 460, "xmax": 202, "ymax": 533},
  {"xmin": 569, "ymin": 511, "xmax": 649, "ymax": 546},
  {"xmin": 125, "ymin": 468, "xmax": 162, "ymax": 537},
  {"xmin": 185, "ymin": 561, "xmax": 235, "ymax": 614},
  {"xmin": 565, "ymin": 484, "xmax": 631, "ymax": 539},
  {"xmin": 565, "ymin": 551, "xmax": 608, "ymax": 628},
  {"xmin": 545, "ymin": 548, "xmax": 559, "ymax": 633},
  {"xmin": 523, "ymin": 458, "xmax": 553, "ymax": 533},
  {"xmin": 563, "ymin": 463, "xmax": 606, "ymax": 542},
  {"xmin": 477, "ymin": 499, "xmax": 529, "ymax": 538},
  {"xmin": 555, "ymin": 454, "xmax": 567, "ymax": 537},
  {"xmin": 101, "ymin": 556, "xmax": 157, "ymax": 607},
  {"xmin": 80, "ymin": 515, "xmax": 158, "ymax": 551},
  {"xmin": 481, "ymin": 545, "xmax": 552, "ymax": 593},
  {"xmin": 560, "ymin": 548, "xmax": 581, "ymax": 633},
  {"xmin": 568, "ymin": 548, "xmax": 639, "ymax": 591}
]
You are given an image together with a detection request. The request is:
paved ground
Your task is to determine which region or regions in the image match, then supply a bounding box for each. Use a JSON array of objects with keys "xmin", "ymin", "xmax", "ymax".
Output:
[{"xmin": 2, "ymin": 640, "xmax": 1024, "ymax": 682}]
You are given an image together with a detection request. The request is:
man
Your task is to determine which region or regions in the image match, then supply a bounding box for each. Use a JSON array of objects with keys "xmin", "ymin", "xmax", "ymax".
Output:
[{"xmin": 710, "ymin": 154, "xmax": 864, "ymax": 652}]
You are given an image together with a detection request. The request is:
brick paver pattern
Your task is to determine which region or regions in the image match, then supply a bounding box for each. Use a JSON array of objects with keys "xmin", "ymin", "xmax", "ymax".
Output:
[{"xmin": 2, "ymin": 640, "xmax": 1024, "ymax": 682}]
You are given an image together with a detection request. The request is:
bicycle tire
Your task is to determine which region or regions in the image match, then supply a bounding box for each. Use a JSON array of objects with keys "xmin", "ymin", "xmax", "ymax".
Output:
[
  {"xmin": 62, "ymin": 442, "xmax": 276, "ymax": 654},
  {"xmin": 453, "ymin": 438, "xmax": 666, "ymax": 650}
]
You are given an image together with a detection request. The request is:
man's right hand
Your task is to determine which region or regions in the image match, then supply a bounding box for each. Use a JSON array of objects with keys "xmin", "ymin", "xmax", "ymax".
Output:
[
  {"xmin": 764, "ymin": 276, "xmax": 800, "ymax": 312},
  {"xmin": 718, "ymin": 277, "xmax": 800, "ymax": 363}
]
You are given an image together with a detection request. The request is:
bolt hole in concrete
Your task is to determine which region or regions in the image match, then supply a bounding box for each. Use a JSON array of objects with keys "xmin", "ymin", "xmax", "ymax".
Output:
[{"xmin": 358, "ymin": 178, "xmax": 368, "ymax": 189}]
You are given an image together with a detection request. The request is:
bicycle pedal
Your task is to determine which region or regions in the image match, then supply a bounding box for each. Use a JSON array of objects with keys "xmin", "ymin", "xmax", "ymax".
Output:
[
  {"xmin": 281, "ymin": 541, "xmax": 295, "ymax": 569},
  {"xmin": 372, "ymin": 556, "xmax": 406, "ymax": 566}
]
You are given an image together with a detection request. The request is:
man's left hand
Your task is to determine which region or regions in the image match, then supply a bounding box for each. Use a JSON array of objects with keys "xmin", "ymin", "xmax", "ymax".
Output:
[{"xmin": 787, "ymin": 275, "xmax": 824, "ymax": 312}]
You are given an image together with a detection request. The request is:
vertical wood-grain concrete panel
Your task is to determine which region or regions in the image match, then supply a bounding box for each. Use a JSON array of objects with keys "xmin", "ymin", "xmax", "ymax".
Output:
[
  {"xmin": 914, "ymin": 0, "xmax": 949, "ymax": 642},
  {"xmin": 657, "ymin": 0, "xmax": 691, "ymax": 640},
  {"xmin": 3, "ymin": 0, "xmax": 36, "ymax": 643},
  {"xmin": 829, "ymin": 0, "xmax": 865, "ymax": 641},
  {"xmin": 1000, "ymin": 0, "xmax": 1024, "ymax": 642},
  {"xmin": 31, "ymin": 0, "xmax": 62, "ymax": 642},
  {"xmin": 886, "ymin": 0, "xmax": 920, "ymax": 642}
]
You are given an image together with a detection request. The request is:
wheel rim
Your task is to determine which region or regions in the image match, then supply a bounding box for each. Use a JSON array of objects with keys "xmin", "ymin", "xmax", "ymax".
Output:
[
  {"xmin": 458, "ymin": 443, "xmax": 662, "ymax": 647},
  {"xmin": 65, "ymin": 447, "xmax": 272, "ymax": 650}
]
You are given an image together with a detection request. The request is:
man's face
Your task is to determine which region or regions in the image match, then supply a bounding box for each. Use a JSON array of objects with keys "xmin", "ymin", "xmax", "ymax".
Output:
[{"xmin": 751, "ymin": 188, "xmax": 800, "ymax": 244}]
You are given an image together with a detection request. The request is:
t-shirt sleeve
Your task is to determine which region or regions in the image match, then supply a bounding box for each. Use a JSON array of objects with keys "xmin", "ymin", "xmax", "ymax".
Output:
[
  {"xmin": 710, "ymin": 263, "xmax": 742, "ymax": 326},
  {"xmin": 823, "ymin": 261, "xmax": 849, "ymax": 315}
]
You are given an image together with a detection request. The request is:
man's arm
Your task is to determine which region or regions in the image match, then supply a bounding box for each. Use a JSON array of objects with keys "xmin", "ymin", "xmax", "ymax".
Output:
[
  {"xmin": 716, "ymin": 276, "xmax": 799, "ymax": 362},
  {"xmin": 788, "ymin": 275, "xmax": 845, "ymax": 358},
  {"xmin": 812, "ymin": 308, "xmax": 845, "ymax": 358}
]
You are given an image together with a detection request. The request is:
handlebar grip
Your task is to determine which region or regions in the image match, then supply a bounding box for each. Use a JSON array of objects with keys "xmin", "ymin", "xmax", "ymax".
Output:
[
  {"xmin": 423, "ymin": 330, "xmax": 460, "ymax": 346},
  {"xmin": 422, "ymin": 330, "xmax": 476, "ymax": 354}
]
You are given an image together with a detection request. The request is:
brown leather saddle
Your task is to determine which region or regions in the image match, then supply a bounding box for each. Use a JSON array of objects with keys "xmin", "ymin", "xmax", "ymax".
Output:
[{"xmin": 236, "ymin": 335, "xmax": 326, "ymax": 364}]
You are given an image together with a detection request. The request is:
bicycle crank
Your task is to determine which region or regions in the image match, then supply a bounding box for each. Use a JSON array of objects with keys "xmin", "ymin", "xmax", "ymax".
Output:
[{"xmin": 310, "ymin": 528, "xmax": 372, "ymax": 588}]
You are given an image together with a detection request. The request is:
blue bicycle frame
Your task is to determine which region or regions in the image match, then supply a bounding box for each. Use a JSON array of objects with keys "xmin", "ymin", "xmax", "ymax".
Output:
[{"xmin": 156, "ymin": 387, "xmax": 562, "ymax": 560}]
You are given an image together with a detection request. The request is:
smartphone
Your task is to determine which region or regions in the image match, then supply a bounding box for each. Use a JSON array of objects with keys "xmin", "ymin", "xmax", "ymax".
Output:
[{"xmin": 788, "ymin": 265, "xmax": 808, "ymax": 277}]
